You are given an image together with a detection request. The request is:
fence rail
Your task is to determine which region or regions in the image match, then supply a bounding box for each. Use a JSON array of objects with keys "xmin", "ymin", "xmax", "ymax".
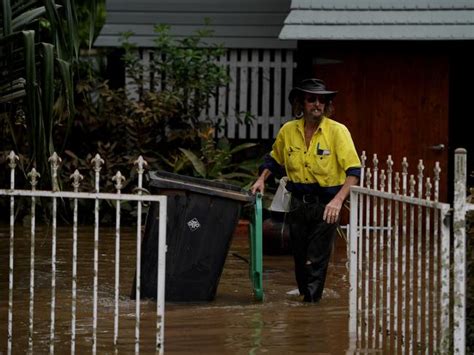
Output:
[{"xmin": 0, "ymin": 151, "xmax": 167, "ymax": 354}]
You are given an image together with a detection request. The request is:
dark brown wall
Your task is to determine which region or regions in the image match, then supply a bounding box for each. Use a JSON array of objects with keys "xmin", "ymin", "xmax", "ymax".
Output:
[{"xmin": 295, "ymin": 41, "xmax": 462, "ymax": 201}]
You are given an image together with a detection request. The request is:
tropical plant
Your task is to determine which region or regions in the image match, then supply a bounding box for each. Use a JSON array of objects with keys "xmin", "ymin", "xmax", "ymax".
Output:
[
  {"xmin": 120, "ymin": 23, "xmax": 230, "ymax": 145},
  {"xmin": 176, "ymin": 126, "xmax": 258, "ymax": 187},
  {"xmin": 0, "ymin": 0, "xmax": 101, "ymax": 185},
  {"xmin": 75, "ymin": 0, "xmax": 106, "ymax": 50}
]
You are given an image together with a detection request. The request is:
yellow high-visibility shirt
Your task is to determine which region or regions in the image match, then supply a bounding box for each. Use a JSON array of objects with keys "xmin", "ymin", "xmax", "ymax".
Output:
[{"xmin": 270, "ymin": 117, "xmax": 361, "ymax": 188}]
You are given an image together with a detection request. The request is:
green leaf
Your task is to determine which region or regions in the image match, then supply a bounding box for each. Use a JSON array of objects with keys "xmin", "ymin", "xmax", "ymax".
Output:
[
  {"xmin": 2, "ymin": 0, "xmax": 12, "ymax": 36},
  {"xmin": 87, "ymin": 0, "xmax": 97, "ymax": 50},
  {"xmin": 40, "ymin": 43, "xmax": 55, "ymax": 154},
  {"xmin": 57, "ymin": 58, "xmax": 75, "ymax": 152},
  {"xmin": 12, "ymin": 6, "xmax": 52, "ymax": 32},
  {"xmin": 179, "ymin": 148, "xmax": 206, "ymax": 178},
  {"xmin": 23, "ymin": 30, "xmax": 39, "ymax": 159},
  {"xmin": 44, "ymin": 0, "xmax": 68, "ymax": 59},
  {"xmin": 229, "ymin": 142, "xmax": 257, "ymax": 154},
  {"xmin": 64, "ymin": 0, "xmax": 79, "ymax": 59}
]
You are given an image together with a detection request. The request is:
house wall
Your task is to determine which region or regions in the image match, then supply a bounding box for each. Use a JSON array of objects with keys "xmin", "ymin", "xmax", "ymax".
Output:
[{"xmin": 296, "ymin": 41, "xmax": 474, "ymax": 202}]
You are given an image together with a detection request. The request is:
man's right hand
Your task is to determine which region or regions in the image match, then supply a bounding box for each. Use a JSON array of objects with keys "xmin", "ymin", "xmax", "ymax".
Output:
[{"xmin": 250, "ymin": 178, "xmax": 265, "ymax": 195}]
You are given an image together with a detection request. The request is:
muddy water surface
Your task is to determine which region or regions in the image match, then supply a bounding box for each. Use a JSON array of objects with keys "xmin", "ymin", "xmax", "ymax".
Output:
[{"xmin": 0, "ymin": 225, "xmax": 352, "ymax": 354}]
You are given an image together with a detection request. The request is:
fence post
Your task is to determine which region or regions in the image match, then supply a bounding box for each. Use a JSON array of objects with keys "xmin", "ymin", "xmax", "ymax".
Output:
[
  {"xmin": 348, "ymin": 188, "xmax": 359, "ymax": 353},
  {"xmin": 453, "ymin": 148, "xmax": 467, "ymax": 355}
]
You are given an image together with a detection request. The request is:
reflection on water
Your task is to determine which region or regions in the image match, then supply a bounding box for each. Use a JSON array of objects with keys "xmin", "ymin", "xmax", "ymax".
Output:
[{"xmin": 0, "ymin": 225, "xmax": 353, "ymax": 353}]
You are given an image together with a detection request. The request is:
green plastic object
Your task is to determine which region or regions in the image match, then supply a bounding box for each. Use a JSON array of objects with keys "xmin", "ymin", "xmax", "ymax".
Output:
[{"xmin": 249, "ymin": 193, "xmax": 263, "ymax": 301}]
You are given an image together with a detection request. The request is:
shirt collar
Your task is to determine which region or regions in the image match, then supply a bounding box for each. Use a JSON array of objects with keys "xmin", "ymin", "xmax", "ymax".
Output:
[{"xmin": 296, "ymin": 116, "xmax": 329, "ymax": 135}]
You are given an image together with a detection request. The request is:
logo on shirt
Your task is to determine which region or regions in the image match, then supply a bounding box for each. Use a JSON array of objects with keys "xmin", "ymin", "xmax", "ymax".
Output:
[{"xmin": 316, "ymin": 143, "xmax": 331, "ymax": 156}]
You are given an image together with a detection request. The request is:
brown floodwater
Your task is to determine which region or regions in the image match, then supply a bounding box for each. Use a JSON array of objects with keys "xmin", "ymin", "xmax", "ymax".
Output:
[{"xmin": 0, "ymin": 224, "xmax": 354, "ymax": 354}]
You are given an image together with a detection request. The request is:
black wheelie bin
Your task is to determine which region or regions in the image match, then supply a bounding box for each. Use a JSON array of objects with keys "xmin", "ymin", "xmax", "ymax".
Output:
[{"xmin": 133, "ymin": 170, "xmax": 255, "ymax": 302}]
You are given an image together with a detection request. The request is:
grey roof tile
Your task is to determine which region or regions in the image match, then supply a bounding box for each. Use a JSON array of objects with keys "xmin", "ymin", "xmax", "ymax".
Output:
[
  {"xmin": 95, "ymin": 0, "xmax": 297, "ymax": 49},
  {"xmin": 280, "ymin": 0, "xmax": 474, "ymax": 40}
]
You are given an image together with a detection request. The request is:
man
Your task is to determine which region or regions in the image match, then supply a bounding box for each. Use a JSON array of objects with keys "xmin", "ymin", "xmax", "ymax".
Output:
[{"xmin": 251, "ymin": 78, "xmax": 361, "ymax": 302}]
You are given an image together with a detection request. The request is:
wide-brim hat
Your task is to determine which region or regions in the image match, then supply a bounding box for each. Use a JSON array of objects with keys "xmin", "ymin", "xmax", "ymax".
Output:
[{"xmin": 288, "ymin": 78, "xmax": 338, "ymax": 103}]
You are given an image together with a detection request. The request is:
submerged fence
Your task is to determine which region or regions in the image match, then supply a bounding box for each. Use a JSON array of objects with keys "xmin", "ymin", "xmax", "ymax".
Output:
[
  {"xmin": 0, "ymin": 151, "xmax": 167, "ymax": 354},
  {"xmin": 348, "ymin": 149, "xmax": 469, "ymax": 354}
]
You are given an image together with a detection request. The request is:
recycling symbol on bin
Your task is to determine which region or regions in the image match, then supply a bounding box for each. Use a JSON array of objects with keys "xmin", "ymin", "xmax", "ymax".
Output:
[{"xmin": 187, "ymin": 218, "xmax": 201, "ymax": 232}]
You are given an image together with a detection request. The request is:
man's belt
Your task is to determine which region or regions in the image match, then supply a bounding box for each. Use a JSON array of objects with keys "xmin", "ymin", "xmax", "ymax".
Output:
[{"xmin": 291, "ymin": 193, "xmax": 320, "ymax": 204}]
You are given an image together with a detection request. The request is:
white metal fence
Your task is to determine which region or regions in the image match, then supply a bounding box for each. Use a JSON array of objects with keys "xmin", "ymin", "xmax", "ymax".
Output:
[
  {"xmin": 348, "ymin": 150, "xmax": 469, "ymax": 354},
  {"xmin": 0, "ymin": 151, "xmax": 167, "ymax": 354},
  {"xmin": 452, "ymin": 148, "xmax": 472, "ymax": 355},
  {"xmin": 126, "ymin": 48, "xmax": 295, "ymax": 139}
]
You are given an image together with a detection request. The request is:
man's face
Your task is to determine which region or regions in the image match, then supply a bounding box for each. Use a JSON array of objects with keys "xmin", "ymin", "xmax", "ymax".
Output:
[{"xmin": 303, "ymin": 94, "xmax": 327, "ymax": 121}]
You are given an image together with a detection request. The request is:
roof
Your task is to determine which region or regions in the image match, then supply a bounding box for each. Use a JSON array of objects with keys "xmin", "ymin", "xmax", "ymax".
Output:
[
  {"xmin": 95, "ymin": 0, "xmax": 296, "ymax": 49},
  {"xmin": 279, "ymin": 0, "xmax": 474, "ymax": 40}
]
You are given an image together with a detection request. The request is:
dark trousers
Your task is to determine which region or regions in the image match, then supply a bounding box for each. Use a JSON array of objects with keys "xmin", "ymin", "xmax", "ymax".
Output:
[{"xmin": 287, "ymin": 196, "xmax": 338, "ymax": 302}]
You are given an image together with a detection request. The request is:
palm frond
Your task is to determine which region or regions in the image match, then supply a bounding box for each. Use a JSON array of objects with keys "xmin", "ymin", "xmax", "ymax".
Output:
[
  {"xmin": 63, "ymin": 0, "xmax": 79, "ymax": 58},
  {"xmin": 23, "ymin": 30, "xmax": 39, "ymax": 154},
  {"xmin": 40, "ymin": 42, "xmax": 54, "ymax": 154},
  {"xmin": 229, "ymin": 142, "xmax": 257, "ymax": 154},
  {"xmin": 57, "ymin": 57, "xmax": 75, "ymax": 152},
  {"xmin": 2, "ymin": 0, "xmax": 12, "ymax": 36},
  {"xmin": 12, "ymin": 6, "xmax": 50, "ymax": 31}
]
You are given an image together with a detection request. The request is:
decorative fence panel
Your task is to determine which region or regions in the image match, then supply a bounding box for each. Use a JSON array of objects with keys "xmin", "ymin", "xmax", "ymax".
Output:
[
  {"xmin": 348, "ymin": 152, "xmax": 458, "ymax": 354},
  {"xmin": 0, "ymin": 152, "xmax": 167, "ymax": 354},
  {"xmin": 126, "ymin": 48, "xmax": 295, "ymax": 140}
]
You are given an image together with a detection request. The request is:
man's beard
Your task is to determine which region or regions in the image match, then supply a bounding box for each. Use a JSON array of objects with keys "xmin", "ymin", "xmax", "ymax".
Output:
[{"xmin": 305, "ymin": 107, "xmax": 323, "ymax": 123}]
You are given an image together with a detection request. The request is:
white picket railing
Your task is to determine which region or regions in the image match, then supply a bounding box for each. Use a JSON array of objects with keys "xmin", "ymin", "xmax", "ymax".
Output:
[
  {"xmin": 0, "ymin": 151, "xmax": 167, "ymax": 354},
  {"xmin": 126, "ymin": 48, "xmax": 295, "ymax": 139},
  {"xmin": 348, "ymin": 152, "xmax": 458, "ymax": 354}
]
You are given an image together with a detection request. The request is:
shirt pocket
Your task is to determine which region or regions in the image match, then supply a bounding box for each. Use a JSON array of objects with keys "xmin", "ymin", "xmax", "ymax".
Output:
[
  {"xmin": 311, "ymin": 152, "xmax": 332, "ymax": 184},
  {"xmin": 286, "ymin": 146, "xmax": 303, "ymax": 173}
]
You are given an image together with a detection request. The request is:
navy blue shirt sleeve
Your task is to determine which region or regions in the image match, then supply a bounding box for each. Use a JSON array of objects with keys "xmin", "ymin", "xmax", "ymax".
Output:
[
  {"xmin": 259, "ymin": 154, "xmax": 286, "ymax": 179},
  {"xmin": 346, "ymin": 167, "xmax": 361, "ymax": 179}
]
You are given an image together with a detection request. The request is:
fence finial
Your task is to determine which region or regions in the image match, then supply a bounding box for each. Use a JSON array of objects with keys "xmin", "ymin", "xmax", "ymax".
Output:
[
  {"xmin": 386, "ymin": 155, "xmax": 393, "ymax": 175},
  {"xmin": 27, "ymin": 168, "xmax": 40, "ymax": 190},
  {"xmin": 418, "ymin": 159, "xmax": 424, "ymax": 177},
  {"xmin": 394, "ymin": 172, "xmax": 400, "ymax": 195},
  {"xmin": 48, "ymin": 152, "xmax": 62, "ymax": 192},
  {"xmin": 434, "ymin": 162, "xmax": 441, "ymax": 202},
  {"xmin": 361, "ymin": 151, "xmax": 367, "ymax": 168},
  {"xmin": 70, "ymin": 170, "xmax": 84, "ymax": 192},
  {"xmin": 366, "ymin": 168, "xmax": 372, "ymax": 189},
  {"xmin": 402, "ymin": 157, "xmax": 408, "ymax": 195},
  {"xmin": 380, "ymin": 169, "xmax": 386, "ymax": 192},
  {"xmin": 425, "ymin": 177, "xmax": 432, "ymax": 200},
  {"xmin": 373, "ymin": 154, "xmax": 379, "ymax": 172},
  {"xmin": 134, "ymin": 156, "xmax": 148, "ymax": 195},
  {"xmin": 134, "ymin": 156, "xmax": 148, "ymax": 175},
  {"xmin": 386, "ymin": 155, "xmax": 394, "ymax": 193},
  {"xmin": 372, "ymin": 154, "xmax": 379, "ymax": 190},
  {"xmin": 112, "ymin": 171, "xmax": 126, "ymax": 191},
  {"xmin": 409, "ymin": 174, "xmax": 416, "ymax": 197},
  {"xmin": 91, "ymin": 154, "xmax": 105, "ymax": 173},
  {"xmin": 417, "ymin": 159, "xmax": 425, "ymax": 197},
  {"xmin": 91, "ymin": 154, "xmax": 104, "ymax": 193},
  {"xmin": 7, "ymin": 151, "xmax": 19, "ymax": 169}
]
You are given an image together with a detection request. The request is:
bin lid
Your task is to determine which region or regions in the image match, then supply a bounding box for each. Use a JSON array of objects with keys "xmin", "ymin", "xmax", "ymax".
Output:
[{"xmin": 147, "ymin": 170, "xmax": 255, "ymax": 203}]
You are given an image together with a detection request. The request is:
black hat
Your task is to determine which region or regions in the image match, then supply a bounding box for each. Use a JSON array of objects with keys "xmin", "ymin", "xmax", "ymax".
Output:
[{"xmin": 288, "ymin": 78, "xmax": 338, "ymax": 103}]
